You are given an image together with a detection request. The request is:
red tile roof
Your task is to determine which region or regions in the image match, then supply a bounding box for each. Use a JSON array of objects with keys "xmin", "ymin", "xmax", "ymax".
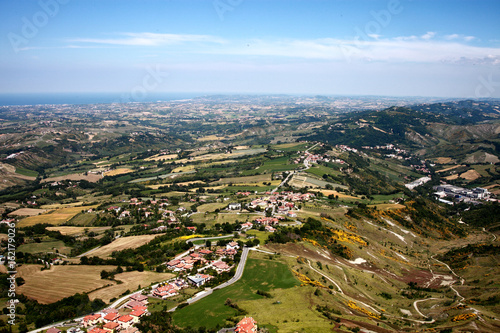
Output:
[
  {"xmin": 88, "ymin": 328, "xmax": 107, "ymax": 333},
  {"xmin": 103, "ymin": 312, "xmax": 120, "ymax": 321},
  {"xmin": 118, "ymin": 315, "xmax": 133, "ymax": 323},
  {"xmin": 103, "ymin": 321, "xmax": 120, "ymax": 330},
  {"xmin": 235, "ymin": 317, "xmax": 257, "ymax": 333},
  {"xmin": 130, "ymin": 309, "xmax": 146, "ymax": 317}
]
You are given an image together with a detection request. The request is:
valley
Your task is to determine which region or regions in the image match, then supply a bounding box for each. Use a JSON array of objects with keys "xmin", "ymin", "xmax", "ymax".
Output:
[{"xmin": 0, "ymin": 96, "xmax": 499, "ymax": 333}]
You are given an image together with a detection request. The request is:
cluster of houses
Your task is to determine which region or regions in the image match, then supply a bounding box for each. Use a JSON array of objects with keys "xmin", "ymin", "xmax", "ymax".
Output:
[
  {"xmin": 78, "ymin": 293, "xmax": 149, "ymax": 333},
  {"xmin": 152, "ymin": 278, "xmax": 189, "ymax": 298},
  {"xmin": 293, "ymin": 151, "xmax": 332, "ymax": 165},
  {"xmin": 433, "ymin": 184, "xmax": 491, "ymax": 204},
  {"xmin": 164, "ymin": 242, "xmax": 239, "ymax": 275}
]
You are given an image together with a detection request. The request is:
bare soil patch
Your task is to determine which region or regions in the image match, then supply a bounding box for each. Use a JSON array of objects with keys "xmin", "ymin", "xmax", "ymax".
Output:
[
  {"xmin": 460, "ymin": 169, "xmax": 481, "ymax": 181},
  {"xmin": 89, "ymin": 234, "xmax": 162, "ymax": 258},
  {"xmin": 46, "ymin": 226, "xmax": 111, "ymax": 235},
  {"xmin": 17, "ymin": 205, "xmax": 98, "ymax": 227},
  {"xmin": 8, "ymin": 208, "xmax": 48, "ymax": 216},
  {"xmin": 17, "ymin": 264, "xmax": 117, "ymax": 304},
  {"xmin": 89, "ymin": 271, "xmax": 174, "ymax": 303},
  {"xmin": 42, "ymin": 172, "xmax": 102, "ymax": 183}
]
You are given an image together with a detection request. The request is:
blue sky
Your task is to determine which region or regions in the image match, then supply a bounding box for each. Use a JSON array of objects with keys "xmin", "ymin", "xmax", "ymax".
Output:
[{"xmin": 1, "ymin": 0, "xmax": 500, "ymax": 98}]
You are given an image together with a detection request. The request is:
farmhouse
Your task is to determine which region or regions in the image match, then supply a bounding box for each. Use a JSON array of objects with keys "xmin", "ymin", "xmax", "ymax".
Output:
[
  {"xmin": 226, "ymin": 241, "xmax": 239, "ymax": 250},
  {"xmin": 228, "ymin": 202, "xmax": 241, "ymax": 210},
  {"xmin": 241, "ymin": 222, "xmax": 253, "ymax": 231},
  {"xmin": 265, "ymin": 225, "xmax": 276, "ymax": 232},
  {"xmin": 235, "ymin": 317, "xmax": 257, "ymax": 333}
]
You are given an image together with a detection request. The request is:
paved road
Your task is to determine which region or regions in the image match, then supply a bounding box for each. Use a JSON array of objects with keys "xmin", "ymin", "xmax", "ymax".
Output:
[
  {"xmin": 76, "ymin": 245, "xmax": 101, "ymax": 258},
  {"xmin": 169, "ymin": 247, "xmax": 251, "ymax": 312},
  {"xmin": 214, "ymin": 247, "xmax": 250, "ymax": 290}
]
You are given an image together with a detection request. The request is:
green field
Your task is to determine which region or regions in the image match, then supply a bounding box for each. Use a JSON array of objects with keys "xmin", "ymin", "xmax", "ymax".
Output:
[
  {"xmin": 172, "ymin": 257, "xmax": 300, "ymax": 329},
  {"xmin": 245, "ymin": 230, "xmax": 271, "ymax": 244},
  {"xmin": 18, "ymin": 239, "xmax": 72, "ymax": 255},
  {"xmin": 15, "ymin": 167, "xmax": 39, "ymax": 177},
  {"xmin": 305, "ymin": 164, "xmax": 341, "ymax": 178}
]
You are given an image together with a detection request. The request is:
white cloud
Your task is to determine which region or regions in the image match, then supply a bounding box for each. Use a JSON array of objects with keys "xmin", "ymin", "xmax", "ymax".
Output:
[
  {"xmin": 444, "ymin": 34, "xmax": 460, "ymax": 40},
  {"xmin": 445, "ymin": 34, "xmax": 476, "ymax": 42},
  {"xmin": 421, "ymin": 31, "xmax": 436, "ymax": 40},
  {"xmin": 68, "ymin": 32, "xmax": 226, "ymax": 46},
  {"xmin": 65, "ymin": 32, "xmax": 499, "ymax": 65}
]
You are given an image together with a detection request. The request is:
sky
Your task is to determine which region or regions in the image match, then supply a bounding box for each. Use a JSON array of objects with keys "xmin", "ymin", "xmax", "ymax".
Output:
[{"xmin": 1, "ymin": 0, "xmax": 500, "ymax": 98}]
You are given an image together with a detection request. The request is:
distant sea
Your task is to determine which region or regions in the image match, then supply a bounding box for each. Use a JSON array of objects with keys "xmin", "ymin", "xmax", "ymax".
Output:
[{"xmin": 0, "ymin": 92, "xmax": 204, "ymax": 106}]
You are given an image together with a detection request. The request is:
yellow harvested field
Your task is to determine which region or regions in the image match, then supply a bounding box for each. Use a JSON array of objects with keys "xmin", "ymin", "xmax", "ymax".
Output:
[
  {"xmin": 103, "ymin": 168, "xmax": 134, "ymax": 176},
  {"xmin": 145, "ymin": 153, "xmax": 178, "ymax": 161},
  {"xmin": 274, "ymin": 142, "xmax": 303, "ymax": 149},
  {"xmin": 17, "ymin": 205, "xmax": 98, "ymax": 227},
  {"xmin": 8, "ymin": 208, "xmax": 48, "ymax": 216},
  {"xmin": 312, "ymin": 189, "xmax": 359, "ymax": 200},
  {"xmin": 172, "ymin": 165, "xmax": 196, "ymax": 173},
  {"xmin": 42, "ymin": 173, "xmax": 102, "ymax": 183},
  {"xmin": 484, "ymin": 184, "xmax": 500, "ymax": 195},
  {"xmin": 196, "ymin": 135, "xmax": 227, "ymax": 141},
  {"xmin": 89, "ymin": 271, "xmax": 174, "ymax": 303},
  {"xmin": 46, "ymin": 226, "xmax": 111, "ymax": 236},
  {"xmin": 445, "ymin": 174, "xmax": 459, "ymax": 180},
  {"xmin": 147, "ymin": 180, "xmax": 205, "ymax": 189},
  {"xmin": 368, "ymin": 203, "xmax": 405, "ymax": 211},
  {"xmin": 436, "ymin": 165, "xmax": 464, "ymax": 173},
  {"xmin": 89, "ymin": 234, "xmax": 162, "ymax": 258},
  {"xmin": 433, "ymin": 157, "xmax": 454, "ymax": 164},
  {"xmin": 460, "ymin": 169, "xmax": 481, "ymax": 181},
  {"xmin": 41, "ymin": 202, "xmax": 85, "ymax": 209},
  {"xmin": 212, "ymin": 174, "xmax": 271, "ymax": 185},
  {"xmin": 17, "ymin": 264, "xmax": 117, "ymax": 304}
]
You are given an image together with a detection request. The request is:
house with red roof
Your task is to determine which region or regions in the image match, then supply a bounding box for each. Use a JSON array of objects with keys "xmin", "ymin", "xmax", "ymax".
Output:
[
  {"xmin": 129, "ymin": 293, "xmax": 148, "ymax": 305},
  {"xmin": 226, "ymin": 241, "xmax": 239, "ymax": 250},
  {"xmin": 212, "ymin": 261, "xmax": 231, "ymax": 272},
  {"xmin": 152, "ymin": 284, "xmax": 179, "ymax": 299},
  {"xmin": 103, "ymin": 312, "xmax": 120, "ymax": 323},
  {"xmin": 235, "ymin": 317, "xmax": 257, "ymax": 333},
  {"xmin": 82, "ymin": 314, "xmax": 102, "ymax": 327},
  {"xmin": 118, "ymin": 315, "xmax": 134, "ymax": 329},
  {"xmin": 130, "ymin": 309, "xmax": 146, "ymax": 323},
  {"xmin": 87, "ymin": 328, "xmax": 107, "ymax": 333},
  {"xmin": 46, "ymin": 328, "xmax": 61, "ymax": 333},
  {"xmin": 103, "ymin": 321, "xmax": 120, "ymax": 333},
  {"xmin": 124, "ymin": 300, "xmax": 144, "ymax": 309}
]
